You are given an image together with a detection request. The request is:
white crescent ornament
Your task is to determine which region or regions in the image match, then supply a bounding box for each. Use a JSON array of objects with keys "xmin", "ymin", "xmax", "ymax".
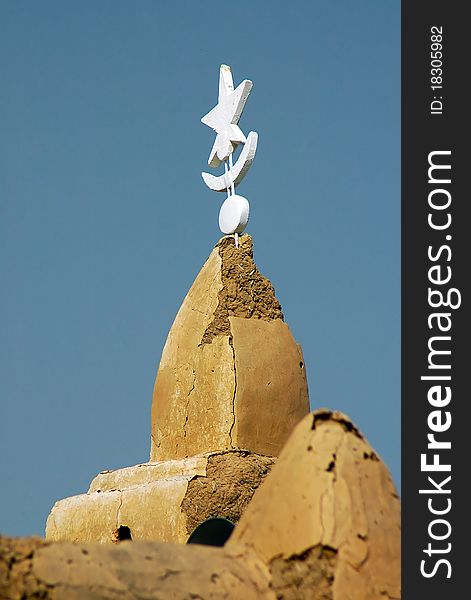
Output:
[
  {"xmin": 218, "ymin": 195, "xmax": 250, "ymax": 235},
  {"xmin": 202, "ymin": 131, "xmax": 258, "ymax": 192}
]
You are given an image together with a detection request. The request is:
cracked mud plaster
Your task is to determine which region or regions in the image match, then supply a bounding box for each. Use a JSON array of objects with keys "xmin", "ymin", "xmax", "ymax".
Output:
[
  {"xmin": 46, "ymin": 452, "xmax": 274, "ymax": 545},
  {"xmin": 181, "ymin": 452, "xmax": 275, "ymax": 536},
  {"xmin": 0, "ymin": 536, "xmax": 274, "ymax": 600},
  {"xmin": 227, "ymin": 337, "xmax": 237, "ymax": 446},
  {"xmin": 201, "ymin": 234, "xmax": 283, "ymax": 345},
  {"xmin": 46, "ymin": 489, "xmax": 123, "ymax": 544},
  {"xmin": 228, "ymin": 410, "xmax": 401, "ymax": 600},
  {"xmin": 150, "ymin": 234, "xmax": 308, "ymax": 461}
]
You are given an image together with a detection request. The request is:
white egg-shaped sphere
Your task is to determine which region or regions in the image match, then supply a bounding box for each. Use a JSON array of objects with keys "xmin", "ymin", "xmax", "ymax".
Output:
[{"xmin": 218, "ymin": 194, "xmax": 250, "ymax": 235}]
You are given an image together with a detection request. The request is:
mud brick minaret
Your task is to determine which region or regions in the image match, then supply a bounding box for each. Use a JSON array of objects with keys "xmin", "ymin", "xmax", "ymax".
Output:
[{"xmin": 46, "ymin": 235, "xmax": 310, "ymax": 544}]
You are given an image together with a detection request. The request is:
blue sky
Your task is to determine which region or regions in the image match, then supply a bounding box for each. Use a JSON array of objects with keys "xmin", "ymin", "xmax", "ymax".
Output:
[{"xmin": 0, "ymin": 1, "xmax": 400, "ymax": 536}]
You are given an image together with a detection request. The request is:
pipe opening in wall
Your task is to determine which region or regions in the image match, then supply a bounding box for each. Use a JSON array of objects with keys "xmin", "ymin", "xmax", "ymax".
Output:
[{"xmin": 187, "ymin": 517, "xmax": 235, "ymax": 547}]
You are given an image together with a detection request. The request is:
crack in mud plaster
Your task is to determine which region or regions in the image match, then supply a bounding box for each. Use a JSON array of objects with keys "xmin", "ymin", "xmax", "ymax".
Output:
[
  {"xmin": 200, "ymin": 235, "xmax": 283, "ymax": 346},
  {"xmin": 183, "ymin": 370, "xmax": 196, "ymax": 439},
  {"xmin": 342, "ymin": 448, "xmax": 374, "ymax": 573},
  {"xmin": 228, "ymin": 337, "xmax": 237, "ymax": 446},
  {"xmin": 115, "ymin": 492, "xmax": 123, "ymax": 535},
  {"xmin": 153, "ymin": 365, "xmax": 180, "ymax": 454},
  {"xmin": 319, "ymin": 489, "xmax": 328, "ymax": 544},
  {"xmin": 331, "ymin": 434, "xmax": 371, "ymax": 573}
]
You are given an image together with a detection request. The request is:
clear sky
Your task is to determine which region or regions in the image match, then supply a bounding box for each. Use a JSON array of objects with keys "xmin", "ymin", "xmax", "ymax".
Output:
[{"xmin": 0, "ymin": 1, "xmax": 400, "ymax": 537}]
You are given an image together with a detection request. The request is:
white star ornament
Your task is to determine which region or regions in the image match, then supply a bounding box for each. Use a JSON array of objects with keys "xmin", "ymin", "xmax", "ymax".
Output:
[{"xmin": 201, "ymin": 64, "xmax": 253, "ymax": 167}]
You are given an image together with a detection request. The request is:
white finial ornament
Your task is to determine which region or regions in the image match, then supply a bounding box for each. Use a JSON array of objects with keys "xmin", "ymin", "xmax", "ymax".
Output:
[{"xmin": 201, "ymin": 65, "xmax": 258, "ymax": 246}]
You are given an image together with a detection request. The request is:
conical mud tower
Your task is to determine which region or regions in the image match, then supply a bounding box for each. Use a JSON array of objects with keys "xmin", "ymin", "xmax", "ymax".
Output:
[
  {"xmin": 151, "ymin": 234, "xmax": 309, "ymax": 461},
  {"xmin": 46, "ymin": 235, "xmax": 310, "ymax": 544}
]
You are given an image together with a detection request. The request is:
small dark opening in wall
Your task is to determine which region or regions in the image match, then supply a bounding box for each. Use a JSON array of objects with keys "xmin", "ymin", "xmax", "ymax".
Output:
[
  {"xmin": 113, "ymin": 525, "xmax": 132, "ymax": 543},
  {"xmin": 187, "ymin": 517, "xmax": 234, "ymax": 547}
]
